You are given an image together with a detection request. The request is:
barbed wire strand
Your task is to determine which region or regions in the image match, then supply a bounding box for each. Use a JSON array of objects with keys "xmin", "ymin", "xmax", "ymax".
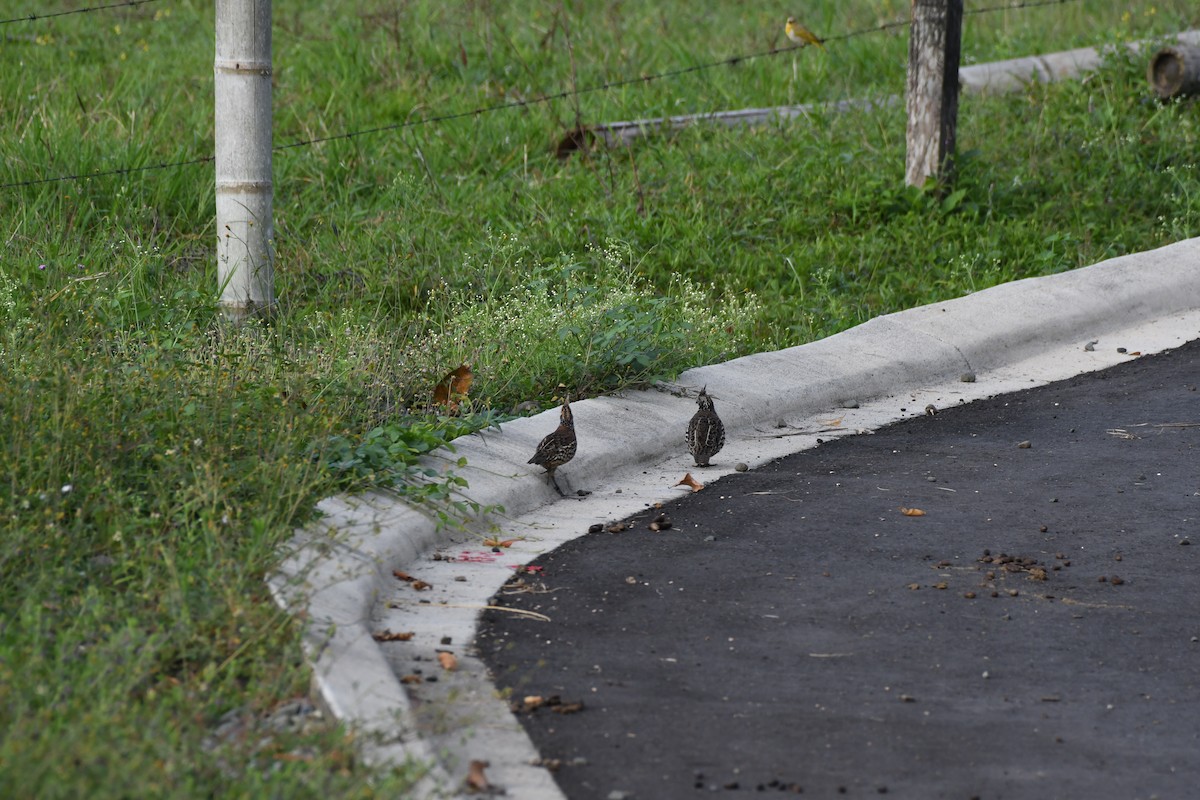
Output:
[
  {"xmin": 0, "ymin": 0, "xmax": 1091, "ymax": 189},
  {"xmin": 0, "ymin": 0, "xmax": 160, "ymax": 26}
]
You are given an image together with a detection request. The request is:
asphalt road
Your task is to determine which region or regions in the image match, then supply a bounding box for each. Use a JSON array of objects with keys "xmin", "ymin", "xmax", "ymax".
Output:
[{"xmin": 478, "ymin": 340, "xmax": 1200, "ymax": 800}]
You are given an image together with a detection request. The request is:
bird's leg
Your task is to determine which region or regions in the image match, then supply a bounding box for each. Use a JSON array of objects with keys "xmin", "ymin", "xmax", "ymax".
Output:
[{"xmin": 549, "ymin": 473, "xmax": 566, "ymax": 498}]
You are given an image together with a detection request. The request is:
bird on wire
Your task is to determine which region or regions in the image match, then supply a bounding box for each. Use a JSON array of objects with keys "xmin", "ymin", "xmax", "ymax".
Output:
[
  {"xmin": 686, "ymin": 386, "xmax": 726, "ymax": 467},
  {"xmin": 785, "ymin": 17, "xmax": 825, "ymax": 49},
  {"xmin": 528, "ymin": 395, "xmax": 577, "ymax": 496}
]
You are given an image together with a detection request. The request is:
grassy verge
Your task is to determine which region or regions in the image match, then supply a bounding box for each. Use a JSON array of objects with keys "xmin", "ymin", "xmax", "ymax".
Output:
[{"xmin": 1, "ymin": 0, "xmax": 1198, "ymax": 796}]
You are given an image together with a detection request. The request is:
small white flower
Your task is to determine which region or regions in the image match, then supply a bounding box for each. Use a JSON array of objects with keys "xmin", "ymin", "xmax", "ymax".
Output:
[{"xmin": 61, "ymin": 484, "xmax": 73, "ymax": 494}]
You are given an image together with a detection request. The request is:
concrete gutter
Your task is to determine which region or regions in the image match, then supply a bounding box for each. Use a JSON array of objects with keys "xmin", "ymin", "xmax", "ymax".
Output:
[{"xmin": 268, "ymin": 236, "xmax": 1200, "ymax": 797}]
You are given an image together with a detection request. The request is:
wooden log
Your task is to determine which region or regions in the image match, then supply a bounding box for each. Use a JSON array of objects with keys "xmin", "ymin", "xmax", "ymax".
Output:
[
  {"xmin": 905, "ymin": 0, "xmax": 963, "ymax": 188},
  {"xmin": 1148, "ymin": 44, "xmax": 1200, "ymax": 100},
  {"xmin": 575, "ymin": 30, "xmax": 1200, "ymax": 152}
]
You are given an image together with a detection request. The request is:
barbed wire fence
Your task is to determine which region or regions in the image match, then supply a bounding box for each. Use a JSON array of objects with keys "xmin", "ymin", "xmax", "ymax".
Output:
[
  {"xmin": 0, "ymin": 0, "xmax": 1136, "ymax": 192},
  {"xmin": 0, "ymin": 0, "xmax": 161, "ymax": 26}
]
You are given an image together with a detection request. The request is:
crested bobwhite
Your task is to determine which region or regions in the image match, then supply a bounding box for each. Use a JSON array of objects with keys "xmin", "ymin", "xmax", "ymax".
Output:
[
  {"xmin": 686, "ymin": 386, "xmax": 725, "ymax": 467},
  {"xmin": 528, "ymin": 396, "xmax": 576, "ymax": 495}
]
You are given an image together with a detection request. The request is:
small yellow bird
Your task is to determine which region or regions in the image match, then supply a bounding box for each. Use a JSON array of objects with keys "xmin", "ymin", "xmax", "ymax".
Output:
[{"xmin": 785, "ymin": 17, "xmax": 825, "ymax": 49}]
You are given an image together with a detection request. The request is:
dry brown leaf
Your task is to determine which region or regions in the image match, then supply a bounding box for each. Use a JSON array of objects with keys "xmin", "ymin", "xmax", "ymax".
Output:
[
  {"xmin": 483, "ymin": 535, "xmax": 525, "ymax": 548},
  {"xmin": 393, "ymin": 569, "xmax": 414, "ymax": 582},
  {"xmin": 899, "ymin": 507, "xmax": 926, "ymax": 516},
  {"xmin": 551, "ymin": 701, "xmax": 585, "ymax": 714},
  {"xmin": 437, "ymin": 651, "xmax": 459, "ymax": 671},
  {"xmin": 372, "ymin": 629, "xmax": 415, "ymax": 642},
  {"xmin": 432, "ymin": 364, "xmax": 473, "ymax": 414},
  {"xmin": 522, "ymin": 695, "xmax": 547, "ymax": 710},
  {"xmin": 675, "ymin": 472, "xmax": 705, "ymax": 492},
  {"xmin": 819, "ymin": 416, "xmax": 844, "ymax": 427},
  {"xmin": 411, "ymin": 580, "xmax": 432, "ymax": 591},
  {"xmin": 400, "ymin": 674, "xmax": 422, "ymax": 684},
  {"xmin": 465, "ymin": 759, "xmax": 490, "ymax": 792}
]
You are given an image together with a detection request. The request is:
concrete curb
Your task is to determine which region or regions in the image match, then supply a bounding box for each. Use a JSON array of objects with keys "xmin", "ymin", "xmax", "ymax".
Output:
[{"xmin": 268, "ymin": 237, "xmax": 1200, "ymax": 796}]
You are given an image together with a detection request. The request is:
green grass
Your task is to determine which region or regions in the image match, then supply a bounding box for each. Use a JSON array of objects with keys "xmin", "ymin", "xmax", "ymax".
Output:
[{"xmin": 2, "ymin": 0, "xmax": 1199, "ymax": 795}]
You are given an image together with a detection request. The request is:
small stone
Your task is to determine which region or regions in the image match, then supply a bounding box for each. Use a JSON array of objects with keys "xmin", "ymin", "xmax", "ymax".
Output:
[
  {"xmin": 607, "ymin": 791, "xmax": 632, "ymax": 800},
  {"xmin": 1040, "ymin": 525, "xmax": 1048, "ymax": 533},
  {"xmin": 1017, "ymin": 440, "xmax": 1032, "ymax": 449},
  {"xmin": 1117, "ymin": 347, "xmax": 1127, "ymax": 353},
  {"xmin": 1181, "ymin": 539, "xmax": 1191, "ymax": 546},
  {"xmin": 588, "ymin": 523, "xmax": 604, "ymax": 534},
  {"xmin": 1110, "ymin": 575, "xmax": 1125, "ymax": 586},
  {"xmin": 1084, "ymin": 340, "xmax": 1097, "ymax": 351},
  {"xmin": 735, "ymin": 462, "xmax": 749, "ymax": 472},
  {"xmin": 960, "ymin": 372, "xmax": 976, "ymax": 383}
]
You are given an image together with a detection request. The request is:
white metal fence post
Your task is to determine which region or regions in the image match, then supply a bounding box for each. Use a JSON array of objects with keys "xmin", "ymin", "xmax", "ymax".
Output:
[{"xmin": 215, "ymin": 0, "xmax": 275, "ymax": 320}]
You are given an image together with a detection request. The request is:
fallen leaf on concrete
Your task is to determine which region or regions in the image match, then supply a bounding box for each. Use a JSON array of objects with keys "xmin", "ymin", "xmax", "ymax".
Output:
[
  {"xmin": 400, "ymin": 674, "xmax": 422, "ymax": 684},
  {"xmin": 899, "ymin": 507, "xmax": 926, "ymax": 516},
  {"xmin": 371, "ymin": 629, "xmax": 415, "ymax": 642},
  {"xmin": 393, "ymin": 570, "xmax": 415, "ymax": 582},
  {"xmin": 819, "ymin": 416, "xmax": 844, "ymax": 427},
  {"xmin": 437, "ymin": 651, "xmax": 458, "ymax": 671},
  {"xmin": 676, "ymin": 473, "xmax": 705, "ymax": 492},
  {"xmin": 465, "ymin": 759, "xmax": 490, "ymax": 792},
  {"xmin": 483, "ymin": 535, "xmax": 526, "ymax": 548},
  {"xmin": 411, "ymin": 580, "xmax": 432, "ymax": 591},
  {"xmin": 551, "ymin": 701, "xmax": 585, "ymax": 714}
]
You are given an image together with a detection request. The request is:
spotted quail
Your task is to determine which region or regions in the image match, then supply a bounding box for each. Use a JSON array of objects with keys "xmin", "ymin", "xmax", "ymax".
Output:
[
  {"xmin": 686, "ymin": 386, "xmax": 725, "ymax": 467},
  {"xmin": 528, "ymin": 397, "xmax": 576, "ymax": 496}
]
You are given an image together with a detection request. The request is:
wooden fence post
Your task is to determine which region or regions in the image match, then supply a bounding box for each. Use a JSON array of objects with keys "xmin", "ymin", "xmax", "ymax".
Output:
[
  {"xmin": 905, "ymin": 0, "xmax": 963, "ymax": 188},
  {"xmin": 215, "ymin": 0, "xmax": 275, "ymax": 321}
]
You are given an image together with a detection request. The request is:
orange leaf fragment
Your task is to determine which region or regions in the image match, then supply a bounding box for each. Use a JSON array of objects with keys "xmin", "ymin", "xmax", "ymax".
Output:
[
  {"xmin": 899, "ymin": 507, "xmax": 927, "ymax": 516},
  {"xmin": 437, "ymin": 651, "xmax": 459, "ymax": 671},
  {"xmin": 819, "ymin": 416, "xmax": 845, "ymax": 427},
  {"xmin": 371, "ymin": 629, "xmax": 415, "ymax": 642},
  {"xmin": 393, "ymin": 569, "xmax": 415, "ymax": 582},
  {"xmin": 483, "ymin": 535, "xmax": 525, "ymax": 548},
  {"xmin": 465, "ymin": 759, "xmax": 490, "ymax": 792},
  {"xmin": 410, "ymin": 579, "xmax": 432, "ymax": 591},
  {"xmin": 432, "ymin": 364, "xmax": 473, "ymax": 413},
  {"xmin": 675, "ymin": 472, "xmax": 705, "ymax": 492}
]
